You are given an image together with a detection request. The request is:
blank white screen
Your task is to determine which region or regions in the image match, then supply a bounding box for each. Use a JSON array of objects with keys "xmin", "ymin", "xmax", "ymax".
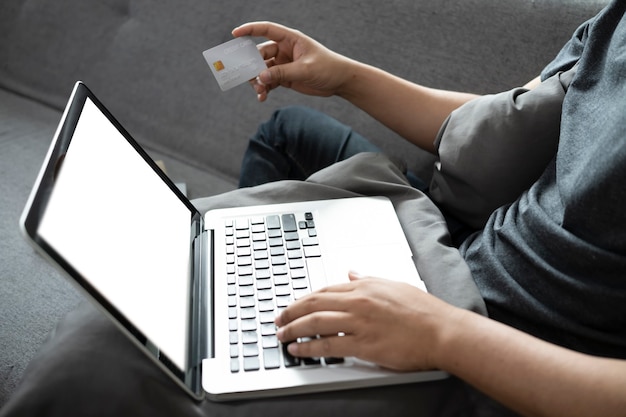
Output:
[{"xmin": 39, "ymin": 98, "xmax": 192, "ymax": 370}]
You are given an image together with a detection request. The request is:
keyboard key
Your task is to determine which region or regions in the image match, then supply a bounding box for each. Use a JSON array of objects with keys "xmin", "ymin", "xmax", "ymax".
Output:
[
  {"xmin": 282, "ymin": 342, "xmax": 300, "ymax": 367},
  {"xmin": 236, "ymin": 238, "xmax": 250, "ymax": 247},
  {"xmin": 275, "ymin": 284, "xmax": 291, "ymax": 296},
  {"xmin": 263, "ymin": 348, "xmax": 281, "ymax": 370},
  {"xmin": 258, "ymin": 300, "xmax": 274, "ymax": 312},
  {"xmin": 239, "ymin": 286, "xmax": 254, "ymax": 297},
  {"xmin": 235, "ymin": 219, "xmax": 249, "ymax": 230},
  {"xmin": 253, "ymin": 241, "xmax": 267, "ymax": 250},
  {"xmin": 284, "ymin": 232, "xmax": 299, "ymax": 241},
  {"xmin": 266, "ymin": 215, "xmax": 281, "ymax": 230},
  {"xmin": 250, "ymin": 216, "xmax": 265, "ymax": 225},
  {"xmin": 238, "ymin": 275, "xmax": 254, "ymax": 286},
  {"xmin": 228, "ymin": 307, "xmax": 237, "ymax": 319},
  {"xmin": 270, "ymin": 246, "xmax": 285, "ymax": 256},
  {"xmin": 302, "ymin": 237, "xmax": 319, "ymax": 246},
  {"xmin": 256, "ymin": 278, "xmax": 272, "ymax": 290},
  {"xmin": 269, "ymin": 237, "xmax": 283, "ymax": 247},
  {"xmin": 259, "ymin": 311, "xmax": 276, "ymax": 323},
  {"xmin": 236, "ymin": 229, "xmax": 250, "ymax": 239},
  {"xmin": 298, "ymin": 221, "xmax": 307, "ymax": 230},
  {"xmin": 262, "ymin": 335, "xmax": 279, "ymax": 348},
  {"xmin": 268, "ymin": 228, "xmax": 282, "ymax": 238},
  {"xmin": 286, "ymin": 240, "xmax": 301, "ymax": 250},
  {"xmin": 281, "ymin": 214, "xmax": 297, "ymax": 232},
  {"xmin": 238, "ymin": 265, "xmax": 253, "ymax": 276},
  {"xmin": 254, "ymin": 250, "xmax": 268, "ymax": 260},
  {"xmin": 271, "ymin": 255, "xmax": 286, "ymax": 265},
  {"xmin": 303, "ymin": 357, "xmax": 321, "ymax": 366},
  {"xmin": 237, "ymin": 256, "xmax": 252, "ymax": 266},
  {"xmin": 244, "ymin": 356, "xmax": 260, "ymax": 371},
  {"xmin": 229, "ymin": 319, "xmax": 238, "ymax": 331},
  {"xmin": 240, "ymin": 296, "xmax": 255, "ymax": 308},
  {"xmin": 324, "ymin": 357, "xmax": 345, "ymax": 365},
  {"xmin": 254, "ymin": 259, "xmax": 270, "ymax": 269},
  {"xmin": 273, "ymin": 265, "xmax": 289, "ymax": 275},
  {"xmin": 241, "ymin": 319, "xmax": 257, "ymax": 332},
  {"xmin": 252, "ymin": 232, "xmax": 266, "ymax": 242},
  {"xmin": 291, "ymin": 268, "xmax": 306, "ymax": 279},
  {"xmin": 305, "ymin": 212, "xmax": 313, "ymax": 221},
  {"xmin": 257, "ymin": 289, "xmax": 273, "ymax": 300},
  {"xmin": 261, "ymin": 323, "xmax": 277, "ymax": 336},
  {"xmin": 289, "ymin": 259, "xmax": 305, "ymax": 269},
  {"xmin": 292, "ymin": 278, "xmax": 309, "ymax": 290},
  {"xmin": 231, "ymin": 358, "xmax": 240, "ymax": 373},
  {"xmin": 276, "ymin": 295, "xmax": 292, "ymax": 308},
  {"xmin": 242, "ymin": 331, "xmax": 258, "ymax": 344},
  {"xmin": 240, "ymin": 307, "xmax": 256, "ymax": 319},
  {"xmin": 287, "ymin": 249, "xmax": 303, "ymax": 259},
  {"xmin": 229, "ymin": 331, "xmax": 239, "ymax": 344},
  {"xmin": 251, "ymin": 223, "xmax": 265, "ymax": 233},
  {"xmin": 273, "ymin": 275, "xmax": 289, "ymax": 285},
  {"xmin": 230, "ymin": 345, "xmax": 239, "ymax": 358},
  {"xmin": 243, "ymin": 343, "xmax": 259, "ymax": 357},
  {"xmin": 255, "ymin": 269, "xmax": 271, "ymax": 279},
  {"xmin": 294, "ymin": 288, "xmax": 311, "ymax": 300}
]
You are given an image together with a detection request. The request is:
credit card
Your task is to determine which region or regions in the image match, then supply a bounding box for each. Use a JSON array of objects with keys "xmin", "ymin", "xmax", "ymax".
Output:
[{"xmin": 202, "ymin": 36, "xmax": 267, "ymax": 91}]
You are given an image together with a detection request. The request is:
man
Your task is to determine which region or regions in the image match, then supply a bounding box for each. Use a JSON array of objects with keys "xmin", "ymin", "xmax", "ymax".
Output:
[{"xmin": 230, "ymin": 1, "xmax": 626, "ymax": 415}]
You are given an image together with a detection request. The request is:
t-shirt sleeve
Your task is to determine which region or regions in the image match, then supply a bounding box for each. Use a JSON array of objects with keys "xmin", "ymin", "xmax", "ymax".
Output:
[{"xmin": 541, "ymin": 16, "xmax": 594, "ymax": 80}]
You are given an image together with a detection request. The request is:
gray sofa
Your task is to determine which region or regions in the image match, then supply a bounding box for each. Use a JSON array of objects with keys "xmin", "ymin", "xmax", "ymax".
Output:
[{"xmin": 0, "ymin": 0, "xmax": 608, "ymax": 411}]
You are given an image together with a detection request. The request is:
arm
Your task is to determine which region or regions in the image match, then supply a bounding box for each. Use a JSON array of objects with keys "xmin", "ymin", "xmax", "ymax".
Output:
[
  {"xmin": 275, "ymin": 273, "xmax": 626, "ymax": 417},
  {"xmin": 232, "ymin": 22, "xmax": 477, "ymax": 153}
]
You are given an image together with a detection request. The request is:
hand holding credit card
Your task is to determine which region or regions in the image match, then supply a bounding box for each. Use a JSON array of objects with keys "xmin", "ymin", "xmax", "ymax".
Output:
[{"xmin": 202, "ymin": 36, "xmax": 267, "ymax": 91}]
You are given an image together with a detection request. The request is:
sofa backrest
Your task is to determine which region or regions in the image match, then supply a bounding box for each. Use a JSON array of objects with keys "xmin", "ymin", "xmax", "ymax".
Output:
[{"xmin": 0, "ymin": 0, "xmax": 608, "ymax": 181}]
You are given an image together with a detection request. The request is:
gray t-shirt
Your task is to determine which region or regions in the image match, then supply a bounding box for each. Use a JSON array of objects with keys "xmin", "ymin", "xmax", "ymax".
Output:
[{"xmin": 460, "ymin": 0, "xmax": 626, "ymax": 358}]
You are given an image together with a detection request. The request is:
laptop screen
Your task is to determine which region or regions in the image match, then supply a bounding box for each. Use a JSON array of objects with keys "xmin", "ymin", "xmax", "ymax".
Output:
[{"xmin": 34, "ymin": 90, "xmax": 194, "ymax": 373}]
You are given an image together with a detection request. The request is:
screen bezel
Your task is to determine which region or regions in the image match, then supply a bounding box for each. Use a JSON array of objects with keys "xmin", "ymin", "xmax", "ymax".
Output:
[{"xmin": 20, "ymin": 81, "xmax": 207, "ymax": 400}]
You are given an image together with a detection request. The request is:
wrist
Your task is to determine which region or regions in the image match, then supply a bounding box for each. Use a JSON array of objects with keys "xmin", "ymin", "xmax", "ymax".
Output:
[
  {"xmin": 429, "ymin": 304, "xmax": 473, "ymax": 371},
  {"xmin": 334, "ymin": 59, "xmax": 375, "ymax": 100}
]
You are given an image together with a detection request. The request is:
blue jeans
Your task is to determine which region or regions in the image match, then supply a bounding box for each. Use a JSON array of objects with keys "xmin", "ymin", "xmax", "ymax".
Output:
[{"xmin": 239, "ymin": 106, "xmax": 473, "ymax": 245}]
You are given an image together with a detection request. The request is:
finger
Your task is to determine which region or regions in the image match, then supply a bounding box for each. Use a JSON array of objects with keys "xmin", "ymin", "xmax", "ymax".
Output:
[
  {"xmin": 287, "ymin": 333, "xmax": 355, "ymax": 359},
  {"xmin": 257, "ymin": 40, "xmax": 279, "ymax": 61},
  {"xmin": 276, "ymin": 311, "xmax": 354, "ymax": 344},
  {"xmin": 276, "ymin": 291, "xmax": 352, "ymax": 327},
  {"xmin": 232, "ymin": 21, "xmax": 295, "ymax": 43},
  {"xmin": 348, "ymin": 270, "xmax": 366, "ymax": 281}
]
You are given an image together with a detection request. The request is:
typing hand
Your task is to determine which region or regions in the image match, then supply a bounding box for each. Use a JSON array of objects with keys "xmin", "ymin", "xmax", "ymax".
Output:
[
  {"xmin": 232, "ymin": 21, "xmax": 354, "ymax": 102},
  {"xmin": 274, "ymin": 271, "xmax": 456, "ymax": 371}
]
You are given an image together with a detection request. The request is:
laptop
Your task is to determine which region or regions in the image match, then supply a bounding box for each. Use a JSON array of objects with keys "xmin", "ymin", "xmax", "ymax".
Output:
[{"xmin": 20, "ymin": 81, "xmax": 447, "ymax": 401}]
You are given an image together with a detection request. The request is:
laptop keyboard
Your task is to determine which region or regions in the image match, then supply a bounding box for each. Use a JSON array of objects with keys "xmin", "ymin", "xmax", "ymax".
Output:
[{"xmin": 225, "ymin": 211, "xmax": 344, "ymax": 373}]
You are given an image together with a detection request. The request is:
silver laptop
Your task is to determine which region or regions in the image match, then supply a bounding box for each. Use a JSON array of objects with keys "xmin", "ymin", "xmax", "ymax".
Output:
[{"xmin": 20, "ymin": 81, "xmax": 447, "ymax": 401}]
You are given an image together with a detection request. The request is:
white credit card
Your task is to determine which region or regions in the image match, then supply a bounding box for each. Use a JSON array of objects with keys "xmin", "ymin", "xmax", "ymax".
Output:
[{"xmin": 202, "ymin": 36, "xmax": 267, "ymax": 91}]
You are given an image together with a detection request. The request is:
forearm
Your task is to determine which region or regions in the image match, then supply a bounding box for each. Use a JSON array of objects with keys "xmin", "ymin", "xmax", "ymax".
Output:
[
  {"xmin": 337, "ymin": 60, "xmax": 478, "ymax": 153},
  {"xmin": 437, "ymin": 309, "xmax": 626, "ymax": 417}
]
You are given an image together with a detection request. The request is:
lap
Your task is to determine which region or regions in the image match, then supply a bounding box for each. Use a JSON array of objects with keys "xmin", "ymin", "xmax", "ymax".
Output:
[{"xmin": 2, "ymin": 154, "xmax": 492, "ymax": 417}]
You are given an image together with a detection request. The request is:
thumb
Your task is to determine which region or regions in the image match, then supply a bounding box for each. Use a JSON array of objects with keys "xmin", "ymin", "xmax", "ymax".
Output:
[{"xmin": 259, "ymin": 61, "xmax": 302, "ymax": 86}]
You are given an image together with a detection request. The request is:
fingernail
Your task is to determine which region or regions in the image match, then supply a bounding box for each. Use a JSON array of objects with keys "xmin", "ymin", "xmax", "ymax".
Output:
[
  {"xmin": 349, "ymin": 270, "xmax": 364, "ymax": 279},
  {"xmin": 287, "ymin": 342, "xmax": 298, "ymax": 355},
  {"xmin": 259, "ymin": 69, "xmax": 272, "ymax": 84}
]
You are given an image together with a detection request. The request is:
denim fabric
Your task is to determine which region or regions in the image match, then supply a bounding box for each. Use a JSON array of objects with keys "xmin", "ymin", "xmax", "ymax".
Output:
[{"xmin": 239, "ymin": 106, "xmax": 381, "ymax": 187}]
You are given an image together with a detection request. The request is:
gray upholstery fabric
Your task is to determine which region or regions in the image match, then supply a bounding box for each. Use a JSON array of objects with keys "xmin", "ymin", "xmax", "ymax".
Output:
[{"xmin": 0, "ymin": 0, "xmax": 609, "ymax": 408}]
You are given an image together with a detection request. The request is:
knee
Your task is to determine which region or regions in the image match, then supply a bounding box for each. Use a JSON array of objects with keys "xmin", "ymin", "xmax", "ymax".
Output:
[{"xmin": 255, "ymin": 105, "xmax": 320, "ymax": 147}]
